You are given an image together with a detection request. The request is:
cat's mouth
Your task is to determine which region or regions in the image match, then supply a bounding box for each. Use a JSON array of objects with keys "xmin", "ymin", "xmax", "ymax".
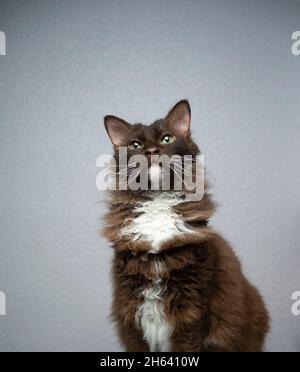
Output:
[
  {"xmin": 132, "ymin": 161, "xmax": 183, "ymax": 191},
  {"xmin": 124, "ymin": 156, "xmax": 189, "ymax": 191},
  {"xmin": 148, "ymin": 164, "xmax": 162, "ymax": 185}
]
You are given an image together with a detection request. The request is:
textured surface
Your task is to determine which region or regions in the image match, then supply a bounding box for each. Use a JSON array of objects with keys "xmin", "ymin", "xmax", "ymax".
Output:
[{"xmin": 0, "ymin": 0, "xmax": 299, "ymax": 351}]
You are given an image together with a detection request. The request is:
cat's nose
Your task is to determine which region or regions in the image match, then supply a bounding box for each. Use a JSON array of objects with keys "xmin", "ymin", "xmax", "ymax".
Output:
[{"xmin": 146, "ymin": 147, "xmax": 159, "ymax": 156}]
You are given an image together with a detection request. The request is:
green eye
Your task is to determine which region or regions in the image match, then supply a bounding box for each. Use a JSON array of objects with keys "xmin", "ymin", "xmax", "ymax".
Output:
[
  {"xmin": 161, "ymin": 134, "xmax": 175, "ymax": 145},
  {"xmin": 129, "ymin": 141, "xmax": 143, "ymax": 150}
]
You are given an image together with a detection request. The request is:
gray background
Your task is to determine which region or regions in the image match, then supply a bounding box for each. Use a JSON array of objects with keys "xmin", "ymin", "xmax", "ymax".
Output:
[{"xmin": 0, "ymin": 0, "xmax": 299, "ymax": 352}]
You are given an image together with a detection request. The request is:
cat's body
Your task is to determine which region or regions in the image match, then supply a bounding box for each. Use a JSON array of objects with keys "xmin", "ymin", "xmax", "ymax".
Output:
[{"xmin": 103, "ymin": 100, "xmax": 269, "ymax": 352}]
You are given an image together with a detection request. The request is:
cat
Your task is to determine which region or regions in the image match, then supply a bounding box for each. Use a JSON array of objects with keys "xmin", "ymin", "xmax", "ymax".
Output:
[{"xmin": 102, "ymin": 100, "xmax": 269, "ymax": 352}]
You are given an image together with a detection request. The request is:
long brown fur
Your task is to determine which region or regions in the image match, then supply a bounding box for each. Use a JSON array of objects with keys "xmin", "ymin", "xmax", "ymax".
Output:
[{"xmin": 102, "ymin": 100, "xmax": 269, "ymax": 352}]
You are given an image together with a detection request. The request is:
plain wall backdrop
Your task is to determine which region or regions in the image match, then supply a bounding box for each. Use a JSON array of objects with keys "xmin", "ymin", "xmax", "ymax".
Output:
[{"xmin": 0, "ymin": 0, "xmax": 299, "ymax": 352}]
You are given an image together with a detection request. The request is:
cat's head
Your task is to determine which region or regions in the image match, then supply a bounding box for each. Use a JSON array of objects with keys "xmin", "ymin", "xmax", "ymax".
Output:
[{"xmin": 104, "ymin": 100, "xmax": 200, "ymax": 192}]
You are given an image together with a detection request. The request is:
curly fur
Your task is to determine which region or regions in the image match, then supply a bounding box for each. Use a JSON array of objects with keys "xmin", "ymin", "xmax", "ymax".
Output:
[{"xmin": 102, "ymin": 100, "xmax": 269, "ymax": 352}]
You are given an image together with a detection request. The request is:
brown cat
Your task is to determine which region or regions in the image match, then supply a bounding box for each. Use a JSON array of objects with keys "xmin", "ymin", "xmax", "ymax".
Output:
[{"xmin": 102, "ymin": 100, "xmax": 269, "ymax": 352}]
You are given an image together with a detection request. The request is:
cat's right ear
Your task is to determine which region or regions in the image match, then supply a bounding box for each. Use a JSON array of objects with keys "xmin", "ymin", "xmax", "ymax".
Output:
[{"xmin": 104, "ymin": 115, "xmax": 132, "ymax": 147}]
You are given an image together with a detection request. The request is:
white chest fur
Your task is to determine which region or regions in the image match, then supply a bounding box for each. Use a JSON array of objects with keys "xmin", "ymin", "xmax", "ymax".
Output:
[
  {"xmin": 121, "ymin": 193, "xmax": 193, "ymax": 351},
  {"xmin": 120, "ymin": 192, "xmax": 192, "ymax": 253},
  {"xmin": 135, "ymin": 260, "xmax": 173, "ymax": 352}
]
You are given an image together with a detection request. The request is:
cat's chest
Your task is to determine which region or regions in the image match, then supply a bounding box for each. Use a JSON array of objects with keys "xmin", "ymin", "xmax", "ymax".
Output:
[{"xmin": 120, "ymin": 193, "xmax": 192, "ymax": 253}]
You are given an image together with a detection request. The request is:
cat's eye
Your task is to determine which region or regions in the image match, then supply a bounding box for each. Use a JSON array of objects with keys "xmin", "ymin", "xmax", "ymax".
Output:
[
  {"xmin": 129, "ymin": 141, "xmax": 143, "ymax": 150},
  {"xmin": 161, "ymin": 134, "xmax": 175, "ymax": 145}
]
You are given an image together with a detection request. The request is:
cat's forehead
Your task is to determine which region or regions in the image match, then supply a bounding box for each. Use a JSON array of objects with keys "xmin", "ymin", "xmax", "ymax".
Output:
[{"xmin": 132, "ymin": 119, "xmax": 166, "ymax": 139}]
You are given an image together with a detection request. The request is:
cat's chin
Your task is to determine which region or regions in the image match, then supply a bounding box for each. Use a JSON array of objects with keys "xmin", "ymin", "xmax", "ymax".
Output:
[{"xmin": 148, "ymin": 164, "xmax": 162, "ymax": 189}]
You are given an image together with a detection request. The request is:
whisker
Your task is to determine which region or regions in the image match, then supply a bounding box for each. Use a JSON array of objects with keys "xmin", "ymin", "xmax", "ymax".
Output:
[
  {"xmin": 127, "ymin": 169, "xmax": 142, "ymax": 186},
  {"xmin": 171, "ymin": 163, "xmax": 194, "ymax": 177},
  {"xmin": 171, "ymin": 165, "xmax": 185, "ymax": 185}
]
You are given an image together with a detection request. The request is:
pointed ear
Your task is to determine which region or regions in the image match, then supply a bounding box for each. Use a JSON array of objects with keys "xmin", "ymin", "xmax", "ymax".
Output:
[
  {"xmin": 165, "ymin": 100, "xmax": 191, "ymax": 137},
  {"xmin": 104, "ymin": 115, "xmax": 132, "ymax": 147}
]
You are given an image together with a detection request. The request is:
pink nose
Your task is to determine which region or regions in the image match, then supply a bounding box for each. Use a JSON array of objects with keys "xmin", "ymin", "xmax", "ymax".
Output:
[{"xmin": 146, "ymin": 147, "xmax": 159, "ymax": 156}]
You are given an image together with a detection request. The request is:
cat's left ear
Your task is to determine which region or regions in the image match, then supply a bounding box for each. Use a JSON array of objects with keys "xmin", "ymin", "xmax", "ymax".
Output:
[
  {"xmin": 104, "ymin": 115, "xmax": 132, "ymax": 147},
  {"xmin": 165, "ymin": 100, "xmax": 191, "ymax": 137}
]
